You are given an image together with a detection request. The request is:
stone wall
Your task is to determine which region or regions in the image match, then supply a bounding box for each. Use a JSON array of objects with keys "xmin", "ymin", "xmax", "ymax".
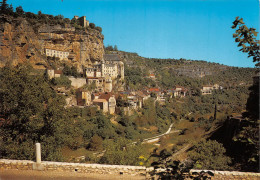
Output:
[
  {"xmin": 189, "ymin": 169, "xmax": 260, "ymax": 180},
  {"xmin": 0, "ymin": 159, "xmax": 260, "ymax": 179},
  {"xmin": 0, "ymin": 159, "xmax": 148, "ymax": 177}
]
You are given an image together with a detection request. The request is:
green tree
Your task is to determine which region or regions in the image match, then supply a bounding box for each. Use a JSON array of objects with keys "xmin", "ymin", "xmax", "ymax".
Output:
[
  {"xmin": 150, "ymin": 149, "xmax": 214, "ymax": 180},
  {"xmin": 0, "ymin": 0, "xmax": 8, "ymax": 14},
  {"xmin": 232, "ymin": 17, "xmax": 259, "ymax": 171},
  {"xmin": 95, "ymin": 26, "xmax": 102, "ymax": 33},
  {"xmin": 62, "ymin": 64, "xmax": 71, "ymax": 76},
  {"xmin": 15, "ymin": 6, "xmax": 24, "ymax": 16},
  {"xmin": 0, "ymin": 65, "xmax": 70, "ymax": 161},
  {"xmin": 89, "ymin": 134, "xmax": 103, "ymax": 151},
  {"xmin": 89, "ymin": 23, "xmax": 95, "ymax": 29},
  {"xmin": 99, "ymin": 138, "xmax": 146, "ymax": 165},
  {"xmin": 50, "ymin": 75, "xmax": 71, "ymax": 88},
  {"xmin": 188, "ymin": 140, "xmax": 231, "ymax": 170},
  {"xmin": 232, "ymin": 17, "xmax": 259, "ymax": 67},
  {"xmin": 105, "ymin": 45, "xmax": 114, "ymax": 51}
]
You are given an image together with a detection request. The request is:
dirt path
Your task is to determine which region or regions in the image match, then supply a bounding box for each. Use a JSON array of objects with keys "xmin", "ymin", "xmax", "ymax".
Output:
[
  {"xmin": 171, "ymin": 144, "xmax": 192, "ymax": 159},
  {"xmin": 131, "ymin": 123, "xmax": 177, "ymax": 145}
]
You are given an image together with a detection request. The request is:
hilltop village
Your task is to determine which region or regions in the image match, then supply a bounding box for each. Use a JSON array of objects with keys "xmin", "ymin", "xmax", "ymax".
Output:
[
  {"xmin": 46, "ymin": 51, "xmax": 223, "ymax": 116},
  {"xmin": 31, "ymin": 16, "xmax": 225, "ymax": 116}
]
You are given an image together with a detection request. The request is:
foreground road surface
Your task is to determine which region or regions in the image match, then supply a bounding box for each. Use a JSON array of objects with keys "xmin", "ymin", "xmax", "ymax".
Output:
[{"xmin": 0, "ymin": 169, "xmax": 145, "ymax": 180}]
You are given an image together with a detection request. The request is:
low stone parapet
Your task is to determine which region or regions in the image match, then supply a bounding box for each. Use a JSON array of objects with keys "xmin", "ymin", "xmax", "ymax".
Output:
[
  {"xmin": 1, "ymin": 159, "xmax": 260, "ymax": 179},
  {"xmin": 190, "ymin": 169, "xmax": 260, "ymax": 180},
  {"xmin": 0, "ymin": 159, "xmax": 148, "ymax": 177},
  {"xmin": 0, "ymin": 159, "xmax": 34, "ymax": 171}
]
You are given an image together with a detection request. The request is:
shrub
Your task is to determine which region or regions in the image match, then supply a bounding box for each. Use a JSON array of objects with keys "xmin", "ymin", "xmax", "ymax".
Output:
[
  {"xmin": 188, "ymin": 139, "xmax": 231, "ymax": 170},
  {"xmin": 51, "ymin": 75, "xmax": 71, "ymax": 88},
  {"xmin": 89, "ymin": 23, "xmax": 95, "ymax": 29},
  {"xmin": 89, "ymin": 135, "xmax": 103, "ymax": 151},
  {"xmin": 95, "ymin": 26, "xmax": 102, "ymax": 32}
]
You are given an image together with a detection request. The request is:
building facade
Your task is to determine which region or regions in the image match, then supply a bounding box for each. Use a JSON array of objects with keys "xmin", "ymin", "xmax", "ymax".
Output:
[{"xmin": 45, "ymin": 49, "xmax": 70, "ymax": 60}]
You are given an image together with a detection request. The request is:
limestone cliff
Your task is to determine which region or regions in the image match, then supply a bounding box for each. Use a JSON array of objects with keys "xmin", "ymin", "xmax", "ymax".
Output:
[{"xmin": 0, "ymin": 15, "xmax": 104, "ymax": 71}]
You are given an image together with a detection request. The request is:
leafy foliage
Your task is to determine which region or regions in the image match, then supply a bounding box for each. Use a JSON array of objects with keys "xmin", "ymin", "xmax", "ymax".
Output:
[
  {"xmin": 99, "ymin": 138, "xmax": 147, "ymax": 166},
  {"xmin": 232, "ymin": 17, "xmax": 260, "ymax": 67},
  {"xmin": 188, "ymin": 140, "xmax": 231, "ymax": 170},
  {"xmin": 50, "ymin": 75, "xmax": 71, "ymax": 88},
  {"xmin": 231, "ymin": 17, "xmax": 259, "ymax": 172},
  {"xmin": 0, "ymin": 64, "xmax": 71, "ymax": 161},
  {"xmin": 89, "ymin": 135, "xmax": 103, "ymax": 151},
  {"xmin": 150, "ymin": 149, "xmax": 214, "ymax": 179}
]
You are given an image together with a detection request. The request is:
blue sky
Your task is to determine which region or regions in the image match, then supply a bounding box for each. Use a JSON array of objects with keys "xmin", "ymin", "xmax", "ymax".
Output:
[{"xmin": 7, "ymin": 0, "xmax": 259, "ymax": 67}]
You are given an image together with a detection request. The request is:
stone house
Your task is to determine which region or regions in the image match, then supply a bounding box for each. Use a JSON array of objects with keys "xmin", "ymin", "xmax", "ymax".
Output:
[
  {"xmin": 92, "ymin": 93, "xmax": 100, "ymax": 100},
  {"xmin": 86, "ymin": 64, "xmax": 102, "ymax": 78},
  {"xmin": 127, "ymin": 94, "xmax": 141, "ymax": 109},
  {"xmin": 201, "ymin": 85, "xmax": 214, "ymax": 95},
  {"xmin": 99, "ymin": 92, "xmax": 116, "ymax": 114},
  {"xmin": 136, "ymin": 90, "xmax": 150, "ymax": 104},
  {"xmin": 147, "ymin": 88, "xmax": 161, "ymax": 95},
  {"xmin": 45, "ymin": 49, "xmax": 70, "ymax": 60},
  {"xmin": 76, "ymin": 88, "xmax": 91, "ymax": 106},
  {"xmin": 173, "ymin": 86, "xmax": 188, "ymax": 97},
  {"xmin": 201, "ymin": 84, "xmax": 221, "ymax": 95},
  {"xmin": 103, "ymin": 54, "xmax": 124, "ymax": 80},
  {"xmin": 47, "ymin": 69, "xmax": 62, "ymax": 79},
  {"xmin": 148, "ymin": 74, "xmax": 156, "ymax": 80},
  {"xmin": 86, "ymin": 77, "xmax": 105, "ymax": 92},
  {"xmin": 93, "ymin": 99, "xmax": 108, "ymax": 113},
  {"xmin": 85, "ymin": 54, "xmax": 124, "ymax": 81}
]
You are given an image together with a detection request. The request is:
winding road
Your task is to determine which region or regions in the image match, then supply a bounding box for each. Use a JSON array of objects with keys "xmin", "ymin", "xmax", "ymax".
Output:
[{"xmin": 131, "ymin": 123, "xmax": 180, "ymax": 145}]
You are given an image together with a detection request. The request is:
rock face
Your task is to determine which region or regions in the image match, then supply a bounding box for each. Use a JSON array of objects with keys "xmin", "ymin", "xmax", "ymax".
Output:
[{"xmin": 0, "ymin": 16, "xmax": 104, "ymax": 71}]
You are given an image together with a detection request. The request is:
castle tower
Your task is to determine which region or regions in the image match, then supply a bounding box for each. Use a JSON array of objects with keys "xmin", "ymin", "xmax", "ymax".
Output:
[
  {"xmin": 104, "ymin": 75, "xmax": 113, "ymax": 92},
  {"xmin": 119, "ymin": 61, "xmax": 124, "ymax": 80},
  {"xmin": 79, "ymin": 16, "xmax": 89, "ymax": 28},
  {"xmin": 101, "ymin": 60, "xmax": 105, "ymax": 77}
]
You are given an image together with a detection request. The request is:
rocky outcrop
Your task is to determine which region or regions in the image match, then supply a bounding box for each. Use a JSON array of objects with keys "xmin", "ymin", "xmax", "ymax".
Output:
[{"xmin": 0, "ymin": 15, "xmax": 104, "ymax": 71}]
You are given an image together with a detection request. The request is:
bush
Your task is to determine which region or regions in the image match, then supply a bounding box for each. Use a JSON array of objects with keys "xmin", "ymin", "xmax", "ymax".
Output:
[
  {"xmin": 89, "ymin": 135, "xmax": 103, "ymax": 151},
  {"xmin": 95, "ymin": 26, "xmax": 102, "ymax": 32},
  {"xmin": 51, "ymin": 75, "xmax": 71, "ymax": 88},
  {"xmin": 188, "ymin": 139, "xmax": 231, "ymax": 170},
  {"xmin": 89, "ymin": 23, "xmax": 95, "ymax": 29}
]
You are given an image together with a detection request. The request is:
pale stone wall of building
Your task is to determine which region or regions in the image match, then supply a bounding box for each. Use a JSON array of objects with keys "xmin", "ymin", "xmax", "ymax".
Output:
[
  {"xmin": 104, "ymin": 76, "xmax": 112, "ymax": 92},
  {"xmin": 93, "ymin": 100, "xmax": 108, "ymax": 113},
  {"xmin": 103, "ymin": 64, "xmax": 118, "ymax": 79},
  {"xmin": 45, "ymin": 49, "xmax": 69, "ymax": 60},
  {"xmin": 82, "ymin": 91, "xmax": 92, "ymax": 106},
  {"xmin": 47, "ymin": 69, "xmax": 55, "ymax": 79},
  {"xmin": 108, "ymin": 96, "xmax": 116, "ymax": 114}
]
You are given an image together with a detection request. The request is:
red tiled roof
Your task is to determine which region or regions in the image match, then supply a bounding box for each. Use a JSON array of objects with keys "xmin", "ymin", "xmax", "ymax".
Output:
[
  {"xmin": 99, "ymin": 92, "xmax": 114, "ymax": 101},
  {"xmin": 148, "ymin": 88, "xmax": 160, "ymax": 92},
  {"xmin": 54, "ymin": 70, "xmax": 62, "ymax": 74},
  {"xmin": 93, "ymin": 93, "xmax": 100, "ymax": 96}
]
